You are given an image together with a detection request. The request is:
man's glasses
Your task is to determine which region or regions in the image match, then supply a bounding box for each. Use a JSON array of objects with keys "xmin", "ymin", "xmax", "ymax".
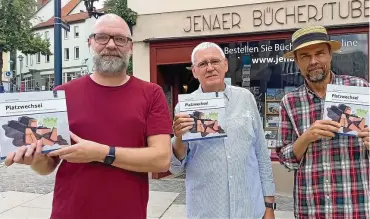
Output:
[
  {"xmin": 89, "ymin": 33, "xmax": 132, "ymax": 47},
  {"xmin": 195, "ymin": 59, "xmax": 222, "ymax": 69}
]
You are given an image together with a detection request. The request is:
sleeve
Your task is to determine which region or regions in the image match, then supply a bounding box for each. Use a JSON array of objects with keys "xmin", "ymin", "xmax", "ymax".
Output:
[
  {"xmin": 146, "ymin": 85, "xmax": 173, "ymax": 136},
  {"xmin": 249, "ymin": 92, "xmax": 276, "ymax": 197},
  {"xmin": 168, "ymin": 103, "xmax": 190, "ymax": 175},
  {"xmin": 275, "ymin": 99, "xmax": 304, "ymax": 171}
]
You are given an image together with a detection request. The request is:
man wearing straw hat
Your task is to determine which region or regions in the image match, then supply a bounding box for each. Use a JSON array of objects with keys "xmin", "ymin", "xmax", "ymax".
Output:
[{"xmin": 276, "ymin": 25, "xmax": 369, "ymax": 219}]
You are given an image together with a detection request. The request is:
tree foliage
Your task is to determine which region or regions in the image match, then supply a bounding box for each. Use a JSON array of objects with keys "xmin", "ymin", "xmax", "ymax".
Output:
[
  {"xmin": 103, "ymin": 0, "xmax": 137, "ymax": 75},
  {"xmin": 0, "ymin": 0, "xmax": 51, "ymax": 81}
]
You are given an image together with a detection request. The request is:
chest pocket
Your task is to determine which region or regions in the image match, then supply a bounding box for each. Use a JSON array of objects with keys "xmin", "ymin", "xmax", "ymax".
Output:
[{"xmin": 226, "ymin": 114, "xmax": 255, "ymax": 144}]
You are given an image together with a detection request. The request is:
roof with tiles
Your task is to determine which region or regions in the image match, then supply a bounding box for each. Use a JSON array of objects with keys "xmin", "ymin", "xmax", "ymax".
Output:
[{"xmin": 32, "ymin": 0, "xmax": 89, "ymax": 30}]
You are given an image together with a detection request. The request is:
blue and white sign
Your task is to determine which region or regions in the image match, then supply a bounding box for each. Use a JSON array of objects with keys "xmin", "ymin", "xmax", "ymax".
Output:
[
  {"xmin": 4, "ymin": 71, "xmax": 12, "ymax": 79},
  {"xmin": 61, "ymin": 21, "xmax": 70, "ymax": 32}
]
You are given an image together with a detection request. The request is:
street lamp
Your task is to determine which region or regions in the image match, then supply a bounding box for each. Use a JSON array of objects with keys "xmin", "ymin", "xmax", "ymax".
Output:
[
  {"xmin": 18, "ymin": 55, "xmax": 24, "ymax": 92},
  {"xmin": 83, "ymin": 0, "xmax": 104, "ymax": 19}
]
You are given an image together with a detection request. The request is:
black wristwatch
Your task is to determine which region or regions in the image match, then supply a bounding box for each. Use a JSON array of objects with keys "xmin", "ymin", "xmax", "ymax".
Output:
[
  {"xmin": 103, "ymin": 146, "xmax": 116, "ymax": 165},
  {"xmin": 265, "ymin": 202, "xmax": 276, "ymax": 210}
]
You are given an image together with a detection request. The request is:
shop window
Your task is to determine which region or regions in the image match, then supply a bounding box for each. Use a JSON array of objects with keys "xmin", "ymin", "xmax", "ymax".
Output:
[
  {"xmin": 24, "ymin": 77, "xmax": 35, "ymax": 91},
  {"xmin": 63, "ymin": 72, "xmax": 77, "ymax": 83},
  {"xmin": 218, "ymin": 32, "xmax": 369, "ymax": 153},
  {"xmin": 330, "ymin": 33, "xmax": 369, "ymax": 81}
]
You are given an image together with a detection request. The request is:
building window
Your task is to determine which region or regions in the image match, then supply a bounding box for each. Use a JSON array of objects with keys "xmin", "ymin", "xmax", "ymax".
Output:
[
  {"xmin": 74, "ymin": 26, "xmax": 79, "ymax": 38},
  {"xmin": 26, "ymin": 55, "xmax": 28, "ymax": 66},
  {"xmin": 30, "ymin": 55, "xmax": 33, "ymax": 66},
  {"xmin": 45, "ymin": 31, "xmax": 49, "ymax": 40},
  {"xmin": 63, "ymin": 72, "xmax": 77, "ymax": 83},
  {"xmin": 24, "ymin": 77, "xmax": 35, "ymax": 92},
  {"xmin": 64, "ymin": 30, "xmax": 68, "ymax": 39},
  {"xmin": 64, "ymin": 48, "xmax": 69, "ymax": 60},
  {"xmin": 46, "ymin": 54, "xmax": 50, "ymax": 63},
  {"xmin": 41, "ymin": 74, "xmax": 54, "ymax": 91},
  {"xmin": 36, "ymin": 52, "xmax": 41, "ymax": 63},
  {"xmin": 74, "ymin": 47, "xmax": 79, "ymax": 59}
]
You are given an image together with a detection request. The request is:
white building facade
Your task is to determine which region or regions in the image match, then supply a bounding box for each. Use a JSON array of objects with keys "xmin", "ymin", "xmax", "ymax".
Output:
[{"xmin": 14, "ymin": 0, "xmax": 103, "ymax": 91}]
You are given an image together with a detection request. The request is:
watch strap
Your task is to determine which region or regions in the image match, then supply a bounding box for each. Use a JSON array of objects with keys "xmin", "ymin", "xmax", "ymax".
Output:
[
  {"xmin": 103, "ymin": 146, "xmax": 115, "ymax": 165},
  {"xmin": 265, "ymin": 202, "xmax": 276, "ymax": 210}
]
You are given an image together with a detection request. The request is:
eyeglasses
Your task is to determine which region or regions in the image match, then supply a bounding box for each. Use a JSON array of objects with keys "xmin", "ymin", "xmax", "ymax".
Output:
[
  {"xmin": 89, "ymin": 33, "xmax": 132, "ymax": 47},
  {"xmin": 195, "ymin": 59, "xmax": 223, "ymax": 69}
]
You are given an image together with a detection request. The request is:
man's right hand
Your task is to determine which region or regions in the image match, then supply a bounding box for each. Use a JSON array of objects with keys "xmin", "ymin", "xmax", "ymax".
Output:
[
  {"xmin": 173, "ymin": 113, "xmax": 195, "ymax": 138},
  {"xmin": 4, "ymin": 140, "xmax": 48, "ymax": 167},
  {"xmin": 303, "ymin": 120, "xmax": 341, "ymax": 143}
]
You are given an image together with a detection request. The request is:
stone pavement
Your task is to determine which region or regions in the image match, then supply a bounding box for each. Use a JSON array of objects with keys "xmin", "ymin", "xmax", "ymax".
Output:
[{"xmin": 0, "ymin": 164, "xmax": 295, "ymax": 219}]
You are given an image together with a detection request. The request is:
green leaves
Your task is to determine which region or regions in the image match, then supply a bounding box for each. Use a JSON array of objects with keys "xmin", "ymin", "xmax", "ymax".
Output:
[
  {"xmin": 0, "ymin": 0, "xmax": 51, "ymax": 55},
  {"xmin": 103, "ymin": 0, "xmax": 138, "ymax": 26}
]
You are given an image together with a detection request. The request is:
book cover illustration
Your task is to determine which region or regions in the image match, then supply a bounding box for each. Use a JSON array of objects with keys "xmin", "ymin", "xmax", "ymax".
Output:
[
  {"xmin": 265, "ymin": 115, "xmax": 279, "ymax": 128},
  {"xmin": 323, "ymin": 84, "xmax": 369, "ymax": 136},
  {"xmin": 0, "ymin": 91, "xmax": 70, "ymax": 160},
  {"xmin": 266, "ymin": 88, "xmax": 276, "ymax": 100},
  {"xmin": 179, "ymin": 92, "xmax": 226, "ymax": 141},
  {"xmin": 265, "ymin": 130, "xmax": 277, "ymax": 140},
  {"xmin": 267, "ymin": 102, "xmax": 280, "ymax": 114},
  {"xmin": 188, "ymin": 111, "xmax": 225, "ymax": 137}
]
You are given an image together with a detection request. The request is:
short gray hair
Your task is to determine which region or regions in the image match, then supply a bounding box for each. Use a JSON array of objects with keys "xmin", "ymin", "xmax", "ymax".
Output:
[{"xmin": 191, "ymin": 42, "xmax": 225, "ymax": 64}]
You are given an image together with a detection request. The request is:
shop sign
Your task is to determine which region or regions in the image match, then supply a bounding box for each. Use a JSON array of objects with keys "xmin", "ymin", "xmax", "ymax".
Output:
[
  {"xmin": 183, "ymin": 0, "xmax": 369, "ymax": 32},
  {"xmin": 184, "ymin": 13, "xmax": 241, "ymax": 32},
  {"xmin": 253, "ymin": 0, "xmax": 369, "ymax": 27}
]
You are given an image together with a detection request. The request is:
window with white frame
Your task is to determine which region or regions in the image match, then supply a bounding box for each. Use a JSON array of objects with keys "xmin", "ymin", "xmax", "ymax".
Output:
[
  {"xmin": 74, "ymin": 26, "xmax": 79, "ymax": 38},
  {"xmin": 24, "ymin": 77, "xmax": 35, "ymax": 91},
  {"xmin": 36, "ymin": 52, "xmax": 41, "ymax": 63},
  {"xmin": 63, "ymin": 72, "xmax": 77, "ymax": 83},
  {"xmin": 45, "ymin": 31, "xmax": 49, "ymax": 40},
  {"xmin": 64, "ymin": 29, "xmax": 68, "ymax": 39},
  {"xmin": 26, "ymin": 55, "xmax": 28, "ymax": 66},
  {"xmin": 46, "ymin": 54, "xmax": 50, "ymax": 63},
  {"xmin": 30, "ymin": 55, "xmax": 33, "ymax": 66},
  {"xmin": 64, "ymin": 48, "xmax": 69, "ymax": 60},
  {"xmin": 74, "ymin": 47, "xmax": 79, "ymax": 59}
]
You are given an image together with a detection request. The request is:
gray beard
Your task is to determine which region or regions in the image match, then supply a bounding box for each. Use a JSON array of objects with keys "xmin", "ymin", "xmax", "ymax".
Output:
[
  {"xmin": 91, "ymin": 49, "xmax": 130, "ymax": 77},
  {"xmin": 307, "ymin": 69, "xmax": 328, "ymax": 83}
]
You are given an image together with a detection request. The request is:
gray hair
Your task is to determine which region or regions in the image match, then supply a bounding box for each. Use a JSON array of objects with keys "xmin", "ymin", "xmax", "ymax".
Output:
[{"xmin": 191, "ymin": 42, "xmax": 225, "ymax": 64}]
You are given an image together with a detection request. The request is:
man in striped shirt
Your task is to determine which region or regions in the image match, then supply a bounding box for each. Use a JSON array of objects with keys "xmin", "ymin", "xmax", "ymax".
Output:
[{"xmin": 276, "ymin": 25, "xmax": 369, "ymax": 219}]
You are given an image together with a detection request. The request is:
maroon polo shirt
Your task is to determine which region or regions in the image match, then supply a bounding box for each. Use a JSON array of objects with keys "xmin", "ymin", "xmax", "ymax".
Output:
[{"xmin": 50, "ymin": 75, "xmax": 173, "ymax": 219}]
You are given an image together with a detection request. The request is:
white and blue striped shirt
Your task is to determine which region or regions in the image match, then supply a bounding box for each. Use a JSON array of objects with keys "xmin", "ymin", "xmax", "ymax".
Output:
[{"xmin": 170, "ymin": 84, "xmax": 276, "ymax": 219}]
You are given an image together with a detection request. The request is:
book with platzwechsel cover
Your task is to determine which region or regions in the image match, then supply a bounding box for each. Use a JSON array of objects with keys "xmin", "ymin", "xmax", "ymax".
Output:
[
  {"xmin": 0, "ymin": 91, "xmax": 70, "ymax": 161},
  {"xmin": 179, "ymin": 92, "xmax": 226, "ymax": 141},
  {"xmin": 323, "ymin": 84, "xmax": 370, "ymax": 136}
]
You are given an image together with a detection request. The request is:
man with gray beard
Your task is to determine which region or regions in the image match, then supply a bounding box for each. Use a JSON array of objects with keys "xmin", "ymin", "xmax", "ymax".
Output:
[
  {"xmin": 4, "ymin": 14, "xmax": 173, "ymax": 219},
  {"xmin": 276, "ymin": 25, "xmax": 369, "ymax": 219}
]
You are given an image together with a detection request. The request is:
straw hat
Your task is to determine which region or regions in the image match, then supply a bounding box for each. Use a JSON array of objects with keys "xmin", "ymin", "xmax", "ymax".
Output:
[{"xmin": 284, "ymin": 26, "xmax": 341, "ymax": 58}]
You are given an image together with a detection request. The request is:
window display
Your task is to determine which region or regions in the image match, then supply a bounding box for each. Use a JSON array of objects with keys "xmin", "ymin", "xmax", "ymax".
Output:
[{"xmin": 219, "ymin": 32, "xmax": 369, "ymax": 149}]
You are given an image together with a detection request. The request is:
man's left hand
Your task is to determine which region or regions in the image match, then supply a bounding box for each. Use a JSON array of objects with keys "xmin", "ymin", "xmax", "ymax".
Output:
[
  {"xmin": 48, "ymin": 132, "xmax": 109, "ymax": 163},
  {"xmin": 263, "ymin": 208, "xmax": 275, "ymax": 219},
  {"xmin": 358, "ymin": 127, "xmax": 369, "ymax": 150}
]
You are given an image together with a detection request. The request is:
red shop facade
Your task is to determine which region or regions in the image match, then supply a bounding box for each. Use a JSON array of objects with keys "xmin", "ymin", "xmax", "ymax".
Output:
[{"xmin": 146, "ymin": 24, "xmax": 369, "ymax": 179}]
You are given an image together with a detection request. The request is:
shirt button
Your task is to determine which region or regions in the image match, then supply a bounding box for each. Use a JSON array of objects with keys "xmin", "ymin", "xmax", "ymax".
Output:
[
  {"xmin": 325, "ymin": 179, "xmax": 329, "ymax": 183},
  {"xmin": 227, "ymin": 155, "xmax": 231, "ymax": 159},
  {"xmin": 229, "ymin": 176, "xmax": 233, "ymax": 179},
  {"xmin": 326, "ymin": 195, "xmax": 330, "ymax": 199}
]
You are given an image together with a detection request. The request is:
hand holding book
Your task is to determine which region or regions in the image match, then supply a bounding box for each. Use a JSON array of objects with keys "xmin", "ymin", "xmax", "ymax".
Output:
[
  {"xmin": 4, "ymin": 140, "xmax": 50, "ymax": 167},
  {"xmin": 357, "ymin": 127, "xmax": 369, "ymax": 150},
  {"xmin": 173, "ymin": 113, "xmax": 195, "ymax": 138},
  {"xmin": 302, "ymin": 120, "xmax": 341, "ymax": 143}
]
